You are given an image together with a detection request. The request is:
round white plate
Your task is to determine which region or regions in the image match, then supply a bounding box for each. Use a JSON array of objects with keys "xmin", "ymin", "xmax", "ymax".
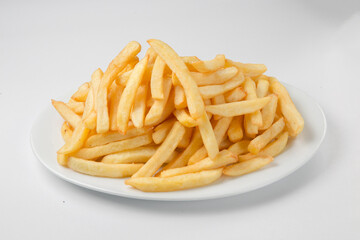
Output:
[{"xmin": 30, "ymin": 83, "xmax": 326, "ymax": 201}]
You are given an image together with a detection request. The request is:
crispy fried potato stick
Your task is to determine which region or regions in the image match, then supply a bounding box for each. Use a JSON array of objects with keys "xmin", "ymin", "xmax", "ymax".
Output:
[{"xmin": 223, "ymin": 156, "xmax": 273, "ymax": 176}]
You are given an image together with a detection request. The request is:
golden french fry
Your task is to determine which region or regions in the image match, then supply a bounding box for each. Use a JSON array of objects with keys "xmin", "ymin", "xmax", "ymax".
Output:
[
  {"xmin": 173, "ymin": 109, "xmax": 197, "ymax": 127},
  {"xmin": 228, "ymin": 140, "xmax": 250, "ymax": 155},
  {"xmin": 57, "ymin": 154, "xmax": 68, "ymax": 167},
  {"xmin": 85, "ymin": 127, "xmax": 151, "ymax": 147},
  {"xmin": 269, "ymin": 78, "xmax": 304, "ymax": 136},
  {"xmin": 126, "ymin": 168, "xmax": 223, "ymax": 192},
  {"xmin": 197, "ymin": 112, "xmax": 219, "ymax": 160},
  {"xmin": 224, "ymin": 87, "xmax": 246, "ymax": 102},
  {"xmin": 161, "ymin": 150, "xmax": 237, "ymax": 178},
  {"xmin": 151, "ymin": 56, "xmax": 166, "ymax": 99},
  {"xmin": 132, "ymin": 121, "xmax": 185, "ymax": 178},
  {"xmin": 117, "ymin": 56, "xmax": 149, "ymax": 133},
  {"xmin": 256, "ymin": 79, "xmax": 269, "ymax": 98},
  {"xmin": 192, "ymin": 54, "xmax": 225, "ymax": 73},
  {"xmin": 68, "ymin": 157, "xmax": 143, "ymax": 178},
  {"xmin": 223, "ymin": 156, "xmax": 273, "ymax": 176},
  {"xmin": 102, "ymin": 146, "xmax": 157, "ymax": 163},
  {"xmin": 61, "ymin": 122, "xmax": 73, "ymax": 143},
  {"xmin": 150, "ymin": 89, "xmax": 175, "ymax": 126},
  {"xmin": 227, "ymin": 116, "xmax": 243, "ymax": 142},
  {"xmin": 248, "ymin": 118, "xmax": 285, "ymax": 154},
  {"xmin": 260, "ymin": 94, "xmax": 278, "ymax": 130},
  {"xmin": 152, "ymin": 118, "xmax": 176, "ymax": 144},
  {"xmin": 244, "ymin": 77, "xmax": 262, "ymax": 127},
  {"xmin": 58, "ymin": 122, "xmax": 90, "ymax": 154},
  {"xmin": 131, "ymin": 84, "xmax": 148, "ymax": 128},
  {"xmin": 226, "ymin": 59, "xmax": 267, "ymax": 77},
  {"xmin": 71, "ymin": 82, "xmax": 90, "ymax": 102},
  {"xmin": 174, "ymin": 85, "xmax": 187, "ymax": 109},
  {"xmin": 108, "ymin": 83, "xmax": 124, "ymax": 131},
  {"xmin": 162, "ymin": 129, "xmax": 203, "ymax": 171},
  {"xmin": 171, "ymin": 72, "xmax": 181, "ymax": 86},
  {"xmin": 205, "ymin": 97, "xmax": 271, "ymax": 117},
  {"xmin": 244, "ymin": 114, "xmax": 258, "ymax": 136},
  {"xmin": 181, "ymin": 56, "xmax": 200, "ymax": 71},
  {"xmin": 252, "ymin": 74, "xmax": 268, "ymax": 82},
  {"xmin": 74, "ymin": 133, "xmax": 153, "ymax": 159},
  {"xmin": 116, "ymin": 69, "xmax": 132, "ymax": 86},
  {"xmin": 199, "ymin": 72, "xmax": 244, "ymax": 99},
  {"xmin": 211, "ymin": 94, "xmax": 225, "ymax": 120},
  {"xmin": 204, "ymin": 98, "xmax": 213, "ymax": 119},
  {"xmin": 145, "ymin": 77, "xmax": 172, "ymax": 126},
  {"xmin": 96, "ymin": 41, "xmax": 141, "ymax": 133},
  {"xmin": 83, "ymin": 69, "xmax": 103, "ymax": 128},
  {"xmin": 148, "ymin": 39, "xmax": 205, "ymax": 119},
  {"xmin": 188, "ymin": 117, "xmax": 232, "ymax": 164},
  {"xmin": 178, "ymin": 127, "xmax": 193, "ymax": 148},
  {"xmin": 145, "ymin": 47, "xmax": 157, "ymax": 64},
  {"xmin": 219, "ymin": 138, "xmax": 232, "ymax": 150},
  {"xmin": 52, "ymin": 100, "xmax": 81, "ymax": 128},
  {"xmin": 67, "ymin": 99, "xmax": 85, "ymax": 115},
  {"xmin": 191, "ymin": 67, "xmax": 238, "ymax": 86}
]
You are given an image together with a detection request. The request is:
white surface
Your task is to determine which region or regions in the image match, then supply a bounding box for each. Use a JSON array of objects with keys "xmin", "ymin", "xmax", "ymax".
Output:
[
  {"xmin": 1, "ymin": 0, "xmax": 359, "ymax": 239},
  {"xmin": 30, "ymin": 84, "xmax": 326, "ymax": 201}
]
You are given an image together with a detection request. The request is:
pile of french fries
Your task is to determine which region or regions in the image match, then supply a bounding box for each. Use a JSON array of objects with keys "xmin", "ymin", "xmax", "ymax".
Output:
[{"xmin": 52, "ymin": 39, "xmax": 304, "ymax": 192}]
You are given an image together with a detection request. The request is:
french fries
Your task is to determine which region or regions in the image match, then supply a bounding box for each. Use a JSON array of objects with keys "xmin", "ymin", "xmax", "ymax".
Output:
[{"xmin": 52, "ymin": 39, "xmax": 304, "ymax": 192}]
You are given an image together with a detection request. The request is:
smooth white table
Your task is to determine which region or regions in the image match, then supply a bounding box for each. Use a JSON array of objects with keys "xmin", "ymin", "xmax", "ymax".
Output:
[{"xmin": 1, "ymin": 1, "xmax": 359, "ymax": 239}]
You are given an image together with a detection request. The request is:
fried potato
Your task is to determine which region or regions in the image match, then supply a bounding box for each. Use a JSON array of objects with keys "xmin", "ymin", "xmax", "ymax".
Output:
[
  {"xmin": 102, "ymin": 146, "xmax": 157, "ymax": 163},
  {"xmin": 205, "ymin": 97, "xmax": 271, "ymax": 117},
  {"xmin": 174, "ymin": 85, "xmax": 187, "ymax": 109},
  {"xmin": 226, "ymin": 59, "xmax": 267, "ymax": 77},
  {"xmin": 191, "ymin": 67, "xmax": 238, "ymax": 86},
  {"xmin": 211, "ymin": 94, "xmax": 225, "ymax": 120},
  {"xmin": 57, "ymin": 154, "xmax": 68, "ymax": 167},
  {"xmin": 197, "ymin": 112, "xmax": 219, "ymax": 160},
  {"xmin": 181, "ymin": 56, "xmax": 201, "ymax": 71},
  {"xmin": 228, "ymin": 140, "xmax": 250, "ymax": 155},
  {"xmin": 58, "ymin": 122, "xmax": 90, "ymax": 154},
  {"xmin": 148, "ymin": 39, "xmax": 205, "ymax": 119},
  {"xmin": 227, "ymin": 116, "xmax": 243, "ymax": 142},
  {"xmin": 248, "ymin": 118, "xmax": 285, "ymax": 154},
  {"xmin": 152, "ymin": 118, "xmax": 176, "ymax": 144},
  {"xmin": 192, "ymin": 54, "xmax": 225, "ymax": 73},
  {"xmin": 256, "ymin": 78, "xmax": 269, "ymax": 98},
  {"xmin": 161, "ymin": 150, "xmax": 237, "ymax": 178},
  {"xmin": 145, "ymin": 47, "xmax": 157, "ymax": 64},
  {"xmin": 117, "ymin": 56, "xmax": 149, "ymax": 133},
  {"xmin": 269, "ymin": 77, "xmax": 304, "ymax": 136},
  {"xmin": 108, "ymin": 83, "xmax": 124, "ymax": 131},
  {"xmin": 52, "ymin": 100, "xmax": 81, "ymax": 128},
  {"xmin": 223, "ymin": 156, "xmax": 273, "ymax": 176},
  {"xmin": 132, "ymin": 122, "xmax": 185, "ymax": 178},
  {"xmin": 131, "ymin": 84, "xmax": 147, "ymax": 128},
  {"xmin": 224, "ymin": 87, "xmax": 246, "ymax": 102},
  {"xmin": 151, "ymin": 56, "xmax": 166, "ymax": 99},
  {"xmin": 178, "ymin": 127, "xmax": 193, "ymax": 148},
  {"xmin": 219, "ymin": 138, "xmax": 232, "ymax": 150},
  {"xmin": 68, "ymin": 157, "xmax": 143, "ymax": 178},
  {"xmin": 67, "ymin": 99, "xmax": 85, "ymax": 115},
  {"xmin": 244, "ymin": 77, "xmax": 262, "ymax": 127},
  {"xmin": 61, "ymin": 122, "xmax": 73, "ymax": 143},
  {"xmin": 173, "ymin": 109, "xmax": 197, "ymax": 127},
  {"xmin": 126, "ymin": 168, "xmax": 223, "ymax": 192},
  {"xmin": 260, "ymin": 94, "xmax": 278, "ymax": 130},
  {"xmin": 71, "ymin": 82, "xmax": 90, "ymax": 102}
]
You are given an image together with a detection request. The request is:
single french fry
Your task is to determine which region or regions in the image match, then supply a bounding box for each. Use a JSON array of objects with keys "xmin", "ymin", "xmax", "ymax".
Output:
[
  {"xmin": 68, "ymin": 157, "xmax": 143, "ymax": 178},
  {"xmin": 108, "ymin": 83, "xmax": 124, "ymax": 131},
  {"xmin": 96, "ymin": 41, "xmax": 141, "ymax": 133},
  {"xmin": 244, "ymin": 77, "xmax": 262, "ymax": 127},
  {"xmin": 83, "ymin": 69, "xmax": 103, "ymax": 128},
  {"xmin": 204, "ymin": 98, "xmax": 213, "ymax": 119},
  {"xmin": 150, "ymin": 89, "xmax": 175, "ymax": 126},
  {"xmin": 224, "ymin": 87, "xmax": 246, "ymax": 102},
  {"xmin": 145, "ymin": 47, "xmax": 157, "ymax": 64},
  {"xmin": 57, "ymin": 154, "xmax": 68, "ymax": 167},
  {"xmin": 248, "ymin": 118, "xmax": 285, "ymax": 154},
  {"xmin": 260, "ymin": 94, "xmax": 278, "ymax": 130},
  {"xmin": 131, "ymin": 84, "xmax": 148, "ymax": 128},
  {"xmin": 211, "ymin": 94, "xmax": 225, "ymax": 120},
  {"xmin": 151, "ymin": 56, "xmax": 166, "ymax": 99},
  {"xmin": 67, "ymin": 99, "xmax": 85, "ymax": 115},
  {"xmin": 256, "ymin": 79, "xmax": 269, "ymax": 98},
  {"xmin": 85, "ymin": 127, "xmax": 151, "ymax": 147},
  {"xmin": 145, "ymin": 77, "xmax": 172, "ymax": 126},
  {"xmin": 71, "ymin": 82, "xmax": 90, "ymax": 102},
  {"xmin": 223, "ymin": 156, "xmax": 273, "ymax": 176},
  {"xmin": 226, "ymin": 59, "xmax": 267, "ymax": 77},
  {"xmin": 126, "ymin": 168, "xmax": 223, "ymax": 192},
  {"xmin": 227, "ymin": 116, "xmax": 243, "ymax": 142},
  {"xmin": 205, "ymin": 97, "xmax": 271, "ymax": 117},
  {"xmin": 161, "ymin": 150, "xmax": 237, "ymax": 178},
  {"xmin": 132, "ymin": 121, "xmax": 185, "ymax": 178},
  {"xmin": 188, "ymin": 117, "xmax": 232, "ymax": 164},
  {"xmin": 162, "ymin": 130, "xmax": 203, "ymax": 171},
  {"xmin": 174, "ymin": 85, "xmax": 187, "ymax": 109},
  {"xmin": 117, "ymin": 56, "xmax": 149, "ymax": 133},
  {"xmin": 74, "ymin": 133, "xmax": 153, "ymax": 159},
  {"xmin": 199, "ymin": 72, "xmax": 244, "ymax": 99},
  {"xmin": 192, "ymin": 54, "xmax": 225, "ymax": 73},
  {"xmin": 102, "ymin": 146, "xmax": 157, "ymax": 163},
  {"xmin": 173, "ymin": 109, "xmax": 197, "ymax": 127},
  {"xmin": 178, "ymin": 127, "xmax": 193, "ymax": 148},
  {"xmin": 152, "ymin": 118, "xmax": 176, "ymax": 144},
  {"xmin": 219, "ymin": 138, "xmax": 232, "ymax": 150},
  {"xmin": 58, "ymin": 122, "xmax": 90, "ymax": 154},
  {"xmin": 228, "ymin": 140, "xmax": 250, "ymax": 155},
  {"xmin": 181, "ymin": 56, "xmax": 200, "ymax": 71},
  {"xmin": 171, "ymin": 72, "xmax": 181, "ymax": 86},
  {"xmin": 269, "ymin": 78, "xmax": 304, "ymax": 136},
  {"xmin": 191, "ymin": 67, "xmax": 238, "ymax": 86},
  {"xmin": 148, "ymin": 39, "xmax": 205, "ymax": 119},
  {"xmin": 61, "ymin": 122, "xmax": 73, "ymax": 143},
  {"xmin": 52, "ymin": 100, "xmax": 81, "ymax": 128},
  {"xmin": 197, "ymin": 112, "xmax": 219, "ymax": 160},
  {"xmin": 244, "ymin": 114, "xmax": 258, "ymax": 136}
]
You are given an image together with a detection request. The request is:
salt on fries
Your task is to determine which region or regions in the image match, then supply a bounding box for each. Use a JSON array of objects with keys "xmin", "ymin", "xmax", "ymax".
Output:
[{"xmin": 52, "ymin": 39, "xmax": 304, "ymax": 192}]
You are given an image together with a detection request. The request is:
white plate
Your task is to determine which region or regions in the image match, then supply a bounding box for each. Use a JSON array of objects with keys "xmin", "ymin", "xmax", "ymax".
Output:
[{"xmin": 30, "ymin": 83, "xmax": 326, "ymax": 201}]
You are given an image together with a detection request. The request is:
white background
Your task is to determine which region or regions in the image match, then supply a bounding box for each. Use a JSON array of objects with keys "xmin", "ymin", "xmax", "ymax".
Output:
[{"xmin": 1, "ymin": 0, "xmax": 359, "ymax": 239}]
